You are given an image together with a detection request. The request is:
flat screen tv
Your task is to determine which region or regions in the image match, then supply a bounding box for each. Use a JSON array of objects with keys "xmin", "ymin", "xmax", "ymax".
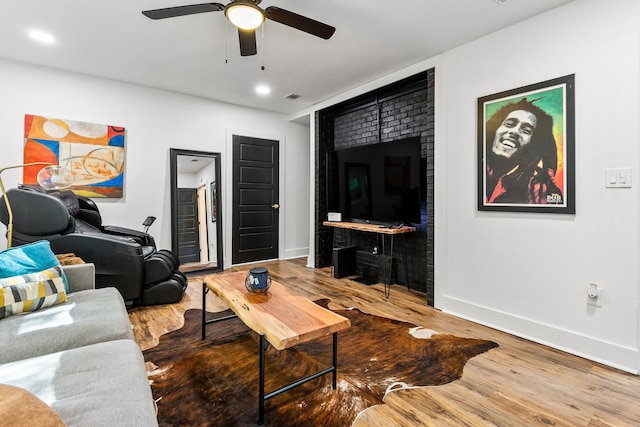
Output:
[{"xmin": 326, "ymin": 137, "xmax": 422, "ymax": 226}]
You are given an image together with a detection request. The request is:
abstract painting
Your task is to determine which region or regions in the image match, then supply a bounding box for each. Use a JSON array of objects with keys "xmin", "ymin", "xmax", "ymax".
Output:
[{"xmin": 23, "ymin": 114, "xmax": 125, "ymax": 198}]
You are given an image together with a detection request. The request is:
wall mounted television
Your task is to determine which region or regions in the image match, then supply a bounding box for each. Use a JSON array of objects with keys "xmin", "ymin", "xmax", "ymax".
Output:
[{"xmin": 326, "ymin": 137, "xmax": 422, "ymax": 226}]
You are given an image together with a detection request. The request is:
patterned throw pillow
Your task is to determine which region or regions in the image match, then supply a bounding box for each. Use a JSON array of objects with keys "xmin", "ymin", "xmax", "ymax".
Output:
[{"xmin": 0, "ymin": 266, "xmax": 67, "ymax": 319}]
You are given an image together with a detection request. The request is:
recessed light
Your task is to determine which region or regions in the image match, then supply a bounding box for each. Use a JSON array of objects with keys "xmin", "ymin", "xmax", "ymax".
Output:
[
  {"xmin": 255, "ymin": 85, "xmax": 271, "ymax": 96},
  {"xmin": 28, "ymin": 30, "xmax": 56, "ymax": 44}
]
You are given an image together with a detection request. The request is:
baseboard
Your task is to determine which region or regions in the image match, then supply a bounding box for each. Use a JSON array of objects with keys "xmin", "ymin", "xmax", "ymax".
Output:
[
  {"xmin": 283, "ymin": 247, "xmax": 309, "ymax": 260},
  {"xmin": 439, "ymin": 295, "xmax": 639, "ymax": 374}
]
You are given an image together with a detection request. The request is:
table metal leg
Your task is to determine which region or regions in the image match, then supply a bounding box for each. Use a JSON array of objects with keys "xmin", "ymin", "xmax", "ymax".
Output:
[
  {"xmin": 201, "ymin": 283, "xmax": 237, "ymax": 341},
  {"xmin": 257, "ymin": 332, "xmax": 340, "ymax": 423},
  {"xmin": 202, "ymin": 282, "xmax": 206, "ymax": 340},
  {"xmin": 332, "ymin": 332, "xmax": 338, "ymax": 389},
  {"xmin": 259, "ymin": 333, "xmax": 266, "ymax": 424}
]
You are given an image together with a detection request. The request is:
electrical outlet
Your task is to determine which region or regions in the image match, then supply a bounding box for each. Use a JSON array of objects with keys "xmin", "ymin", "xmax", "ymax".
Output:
[{"xmin": 586, "ymin": 285, "xmax": 602, "ymax": 307}]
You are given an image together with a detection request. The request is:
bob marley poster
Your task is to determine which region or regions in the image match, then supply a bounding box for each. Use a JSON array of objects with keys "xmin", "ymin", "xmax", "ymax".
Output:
[{"xmin": 477, "ymin": 75, "xmax": 575, "ymax": 214}]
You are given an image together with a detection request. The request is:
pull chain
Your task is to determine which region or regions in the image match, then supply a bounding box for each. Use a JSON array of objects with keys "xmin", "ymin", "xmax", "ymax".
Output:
[
  {"xmin": 260, "ymin": 23, "xmax": 265, "ymax": 70},
  {"xmin": 224, "ymin": 19, "xmax": 228, "ymax": 64}
]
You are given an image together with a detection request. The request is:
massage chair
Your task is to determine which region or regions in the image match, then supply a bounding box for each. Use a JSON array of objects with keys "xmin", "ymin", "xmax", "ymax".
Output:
[{"xmin": 0, "ymin": 186, "xmax": 187, "ymax": 306}]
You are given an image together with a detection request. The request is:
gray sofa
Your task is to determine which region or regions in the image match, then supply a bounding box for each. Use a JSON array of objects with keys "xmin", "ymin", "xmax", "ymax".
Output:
[{"xmin": 0, "ymin": 263, "xmax": 158, "ymax": 426}]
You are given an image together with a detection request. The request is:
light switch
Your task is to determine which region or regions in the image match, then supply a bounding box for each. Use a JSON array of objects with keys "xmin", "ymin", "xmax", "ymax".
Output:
[
  {"xmin": 605, "ymin": 167, "xmax": 632, "ymax": 188},
  {"xmin": 618, "ymin": 171, "xmax": 627, "ymax": 184}
]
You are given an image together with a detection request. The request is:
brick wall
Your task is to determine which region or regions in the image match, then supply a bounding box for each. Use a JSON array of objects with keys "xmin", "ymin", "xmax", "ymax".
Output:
[{"xmin": 315, "ymin": 70, "xmax": 435, "ymax": 305}]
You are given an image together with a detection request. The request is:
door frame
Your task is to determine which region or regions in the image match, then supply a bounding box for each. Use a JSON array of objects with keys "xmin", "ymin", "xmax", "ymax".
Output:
[
  {"xmin": 226, "ymin": 130, "xmax": 284, "ymax": 267},
  {"xmin": 170, "ymin": 148, "xmax": 223, "ymax": 274},
  {"xmin": 196, "ymin": 184, "xmax": 209, "ymax": 262}
]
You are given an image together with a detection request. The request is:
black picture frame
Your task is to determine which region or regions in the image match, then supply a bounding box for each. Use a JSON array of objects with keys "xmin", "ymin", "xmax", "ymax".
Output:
[{"xmin": 477, "ymin": 74, "xmax": 575, "ymax": 214}]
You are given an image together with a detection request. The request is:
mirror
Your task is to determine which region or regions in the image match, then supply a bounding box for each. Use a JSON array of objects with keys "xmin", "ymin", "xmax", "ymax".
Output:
[{"xmin": 170, "ymin": 148, "xmax": 223, "ymax": 273}]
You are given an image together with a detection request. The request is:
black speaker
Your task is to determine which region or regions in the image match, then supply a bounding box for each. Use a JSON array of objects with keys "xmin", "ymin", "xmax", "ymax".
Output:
[{"xmin": 333, "ymin": 246, "xmax": 357, "ymax": 279}]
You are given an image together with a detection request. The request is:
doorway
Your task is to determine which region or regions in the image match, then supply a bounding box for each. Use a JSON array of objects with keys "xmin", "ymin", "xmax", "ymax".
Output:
[
  {"xmin": 232, "ymin": 135, "xmax": 279, "ymax": 264},
  {"xmin": 176, "ymin": 187, "xmax": 200, "ymax": 264},
  {"xmin": 170, "ymin": 148, "xmax": 223, "ymax": 274}
]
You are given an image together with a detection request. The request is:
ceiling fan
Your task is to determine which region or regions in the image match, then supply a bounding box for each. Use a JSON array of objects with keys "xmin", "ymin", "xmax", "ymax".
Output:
[{"xmin": 142, "ymin": 1, "xmax": 335, "ymax": 57}]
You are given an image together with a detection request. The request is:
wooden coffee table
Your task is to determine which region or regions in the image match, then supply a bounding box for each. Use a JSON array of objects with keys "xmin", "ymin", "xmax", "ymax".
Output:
[{"xmin": 202, "ymin": 271, "xmax": 351, "ymax": 424}]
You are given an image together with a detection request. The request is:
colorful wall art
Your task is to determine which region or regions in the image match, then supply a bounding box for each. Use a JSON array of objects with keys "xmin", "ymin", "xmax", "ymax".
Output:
[
  {"xmin": 477, "ymin": 75, "xmax": 575, "ymax": 214},
  {"xmin": 23, "ymin": 114, "xmax": 125, "ymax": 198}
]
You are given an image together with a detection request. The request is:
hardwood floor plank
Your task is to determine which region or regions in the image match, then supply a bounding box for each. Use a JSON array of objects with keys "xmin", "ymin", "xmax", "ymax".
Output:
[{"xmin": 129, "ymin": 258, "xmax": 640, "ymax": 425}]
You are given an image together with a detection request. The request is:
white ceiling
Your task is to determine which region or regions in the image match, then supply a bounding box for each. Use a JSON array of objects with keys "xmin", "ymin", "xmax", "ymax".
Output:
[
  {"xmin": 177, "ymin": 155, "xmax": 213, "ymax": 173},
  {"xmin": 0, "ymin": 0, "xmax": 572, "ymax": 116}
]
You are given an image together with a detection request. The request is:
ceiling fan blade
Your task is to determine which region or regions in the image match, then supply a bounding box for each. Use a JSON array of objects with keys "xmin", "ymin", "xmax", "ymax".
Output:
[
  {"xmin": 142, "ymin": 3, "xmax": 225, "ymax": 20},
  {"xmin": 238, "ymin": 29, "xmax": 257, "ymax": 56},
  {"xmin": 265, "ymin": 6, "xmax": 335, "ymax": 40}
]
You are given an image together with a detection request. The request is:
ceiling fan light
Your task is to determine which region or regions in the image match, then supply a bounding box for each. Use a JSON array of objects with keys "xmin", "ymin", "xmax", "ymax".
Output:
[{"xmin": 225, "ymin": 4, "xmax": 264, "ymax": 30}]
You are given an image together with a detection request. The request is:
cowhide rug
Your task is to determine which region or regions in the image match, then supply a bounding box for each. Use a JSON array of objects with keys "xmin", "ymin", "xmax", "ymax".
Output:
[{"xmin": 144, "ymin": 299, "xmax": 498, "ymax": 426}]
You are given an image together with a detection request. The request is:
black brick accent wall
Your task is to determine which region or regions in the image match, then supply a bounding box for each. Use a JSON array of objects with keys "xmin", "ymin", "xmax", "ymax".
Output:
[{"xmin": 314, "ymin": 70, "xmax": 435, "ymax": 306}]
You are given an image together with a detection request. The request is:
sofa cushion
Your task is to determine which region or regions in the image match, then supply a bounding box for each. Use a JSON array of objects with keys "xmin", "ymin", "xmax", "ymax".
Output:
[
  {"xmin": 61, "ymin": 263, "xmax": 95, "ymax": 293},
  {"xmin": 0, "ymin": 339, "xmax": 158, "ymax": 427},
  {"xmin": 0, "ymin": 384, "xmax": 66, "ymax": 427},
  {"xmin": 0, "ymin": 266, "xmax": 67, "ymax": 319},
  {"xmin": 0, "ymin": 287, "xmax": 133, "ymax": 364},
  {"xmin": 0, "ymin": 240, "xmax": 69, "ymax": 293}
]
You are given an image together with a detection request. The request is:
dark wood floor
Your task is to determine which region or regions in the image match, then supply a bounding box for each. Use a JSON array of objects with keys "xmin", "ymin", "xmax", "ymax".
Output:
[{"xmin": 129, "ymin": 258, "xmax": 640, "ymax": 426}]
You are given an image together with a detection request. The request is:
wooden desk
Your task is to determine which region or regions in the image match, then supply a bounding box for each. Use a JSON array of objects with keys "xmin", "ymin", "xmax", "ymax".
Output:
[
  {"xmin": 322, "ymin": 221, "xmax": 415, "ymax": 235},
  {"xmin": 202, "ymin": 271, "xmax": 351, "ymax": 424},
  {"xmin": 323, "ymin": 221, "xmax": 415, "ymax": 297}
]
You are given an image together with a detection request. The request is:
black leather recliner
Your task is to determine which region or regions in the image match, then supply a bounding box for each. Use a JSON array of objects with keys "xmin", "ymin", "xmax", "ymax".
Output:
[{"xmin": 0, "ymin": 186, "xmax": 187, "ymax": 306}]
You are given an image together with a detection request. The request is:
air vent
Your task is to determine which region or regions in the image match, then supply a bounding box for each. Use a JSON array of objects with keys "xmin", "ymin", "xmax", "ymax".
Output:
[{"xmin": 284, "ymin": 93, "xmax": 301, "ymax": 100}]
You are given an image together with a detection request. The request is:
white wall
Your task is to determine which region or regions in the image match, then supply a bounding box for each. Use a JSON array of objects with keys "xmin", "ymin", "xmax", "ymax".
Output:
[
  {"xmin": 437, "ymin": 0, "xmax": 640, "ymax": 373},
  {"xmin": 310, "ymin": 0, "xmax": 640, "ymax": 373},
  {"xmin": 177, "ymin": 172, "xmax": 199, "ymax": 189},
  {"xmin": 0, "ymin": 59, "xmax": 310, "ymax": 268}
]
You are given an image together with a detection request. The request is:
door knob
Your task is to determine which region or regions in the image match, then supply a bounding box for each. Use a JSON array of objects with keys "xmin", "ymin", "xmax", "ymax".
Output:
[{"xmin": 272, "ymin": 203, "xmax": 280, "ymax": 209}]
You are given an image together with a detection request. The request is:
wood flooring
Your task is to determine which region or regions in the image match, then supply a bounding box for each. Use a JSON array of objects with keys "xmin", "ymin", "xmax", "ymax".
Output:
[{"xmin": 128, "ymin": 258, "xmax": 640, "ymax": 426}]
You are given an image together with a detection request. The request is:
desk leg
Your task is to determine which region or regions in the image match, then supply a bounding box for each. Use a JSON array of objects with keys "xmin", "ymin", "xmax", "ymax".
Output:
[
  {"xmin": 384, "ymin": 235, "xmax": 395, "ymax": 298},
  {"xmin": 401, "ymin": 234, "xmax": 410, "ymax": 291},
  {"xmin": 384, "ymin": 235, "xmax": 411, "ymax": 297}
]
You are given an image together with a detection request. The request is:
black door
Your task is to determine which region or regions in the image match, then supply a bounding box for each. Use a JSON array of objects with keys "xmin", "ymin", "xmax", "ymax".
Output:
[
  {"xmin": 177, "ymin": 188, "xmax": 200, "ymax": 264},
  {"xmin": 232, "ymin": 135, "xmax": 279, "ymax": 264}
]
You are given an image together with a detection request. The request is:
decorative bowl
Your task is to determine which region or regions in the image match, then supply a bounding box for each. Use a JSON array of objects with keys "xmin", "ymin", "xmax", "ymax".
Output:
[{"xmin": 245, "ymin": 267, "xmax": 271, "ymax": 294}]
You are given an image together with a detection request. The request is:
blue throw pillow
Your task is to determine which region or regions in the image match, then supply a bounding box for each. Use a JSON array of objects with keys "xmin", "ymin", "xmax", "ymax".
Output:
[{"xmin": 0, "ymin": 241, "xmax": 69, "ymax": 293}]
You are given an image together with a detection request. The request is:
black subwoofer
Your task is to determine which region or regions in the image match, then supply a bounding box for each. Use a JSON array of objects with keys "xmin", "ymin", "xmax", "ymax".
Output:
[{"xmin": 332, "ymin": 246, "xmax": 357, "ymax": 279}]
